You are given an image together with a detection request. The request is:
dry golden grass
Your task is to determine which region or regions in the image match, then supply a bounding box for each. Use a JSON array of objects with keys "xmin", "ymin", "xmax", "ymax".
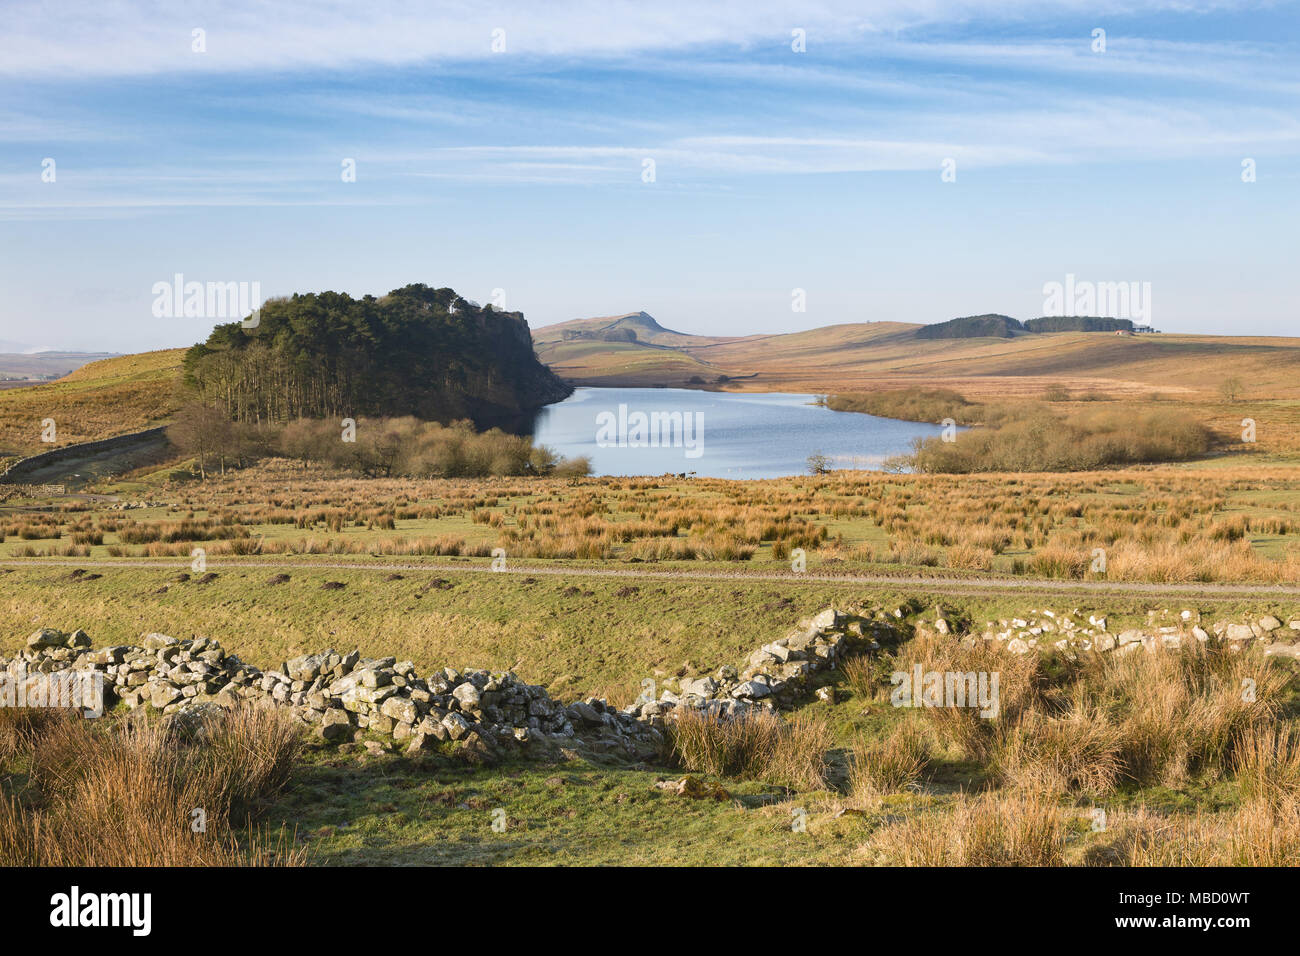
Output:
[
  {"xmin": 1091, "ymin": 801, "xmax": 1300, "ymax": 866},
  {"xmin": 864, "ymin": 790, "xmax": 1071, "ymax": 866},
  {"xmin": 11, "ymin": 451, "xmax": 1300, "ymax": 584},
  {"xmin": 0, "ymin": 349, "xmax": 184, "ymax": 455},
  {"xmin": 667, "ymin": 707, "xmax": 832, "ymax": 791},
  {"xmin": 847, "ymin": 721, "xmax": 930, "ymax": 800},
  {"xmin": 0, "ymin": 704, "xmax": 305, "ymax": 866},
  {"xmin": 990, "ymin": 700, "xmax": 1123, "ymax": 796},
  {"xmin": 1232, "ymin": 725, "xmax": 1300, "ymax": 808}
]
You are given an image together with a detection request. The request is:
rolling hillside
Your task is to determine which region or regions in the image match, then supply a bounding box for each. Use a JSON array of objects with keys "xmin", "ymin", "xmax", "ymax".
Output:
[
  {"xmin": 6, "ymin": 310, "xmax": 1299, "ymax": 466},
  {"xmin": 532, "ymin": 314, "xmax": 1300, "ymax": 400},
  {"xmin": 0, "ymin": 349, "xmax": 186, "ymax": 457}
]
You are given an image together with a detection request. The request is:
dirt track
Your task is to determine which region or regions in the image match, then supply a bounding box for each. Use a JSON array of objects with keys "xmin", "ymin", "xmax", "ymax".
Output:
[{"xmin": 4, "ymin": 558, "xmax": 1299, "ymax": 601}]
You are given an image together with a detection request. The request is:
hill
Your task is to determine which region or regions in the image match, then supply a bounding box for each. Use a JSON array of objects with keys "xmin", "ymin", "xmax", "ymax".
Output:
[
  {"xmin": 532, "ymin": 311, "xmax": 708, "ymax": 348},
  {"xmin": 0, "ymin": 349, "xmax": 186, "ymax": 457},
  {"xmin": 0, "ymin": 351, "xmax": 119, "ymax": 383},
  {"xmin": 914, "ymin": 314, "xmax": 1026, "ymax": 339},
  {"xmin": 183, "ymin": 284, "xmax": 571, "ymax": 429},
  {"xmin": 533, "ymin": 313, "xmax": 1300, "ymax": 400}
]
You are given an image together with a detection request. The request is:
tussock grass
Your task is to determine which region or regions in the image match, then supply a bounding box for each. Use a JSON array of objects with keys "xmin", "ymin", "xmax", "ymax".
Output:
[
  {"xmin": 1232, "ymin": 724, "xmax": 1300, "ymax": 808},
  {"xmin": 848, "ymin": 721, "xmax": 930, "ymax": 799},
  {"xmin": 865, "ymin": 790, "xmax": 1070, "ymax": 866},
  {"xmin": 667, "ymin": 708, "xmax": 831, "ymax": 791},
  {"xmin": 0, "ymin": 706, "xmax": 305, "ymax": 866},
  {"xmin": 1091, "ymin": 802, "xmax": 1300, "ymax": 866}
]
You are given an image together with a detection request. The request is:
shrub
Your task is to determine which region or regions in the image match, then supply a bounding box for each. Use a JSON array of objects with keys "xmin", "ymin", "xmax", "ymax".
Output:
[
  {"xmin": 866, "ymin": 790, "xmax": 1069, "ymax": 866},
  {"xmin": 667, "ymin": 708, "xmax": 831, "ymax": 791},
  {"xmin": 848, "ymin": 722, "xmax": 930, "ymax": 799},
  {"xmin": 828, "ymin": 388, "xmax": 984, "ymax": 425},
  {"xmin": 0, "ymin": 706, "xmax": 305, "ymax": 867}
]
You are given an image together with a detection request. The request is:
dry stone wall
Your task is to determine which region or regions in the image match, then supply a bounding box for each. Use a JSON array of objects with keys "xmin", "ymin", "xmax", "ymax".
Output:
[{"xmin": 6, "ymin": 602, "xmax": 1297, "ymax": 761}]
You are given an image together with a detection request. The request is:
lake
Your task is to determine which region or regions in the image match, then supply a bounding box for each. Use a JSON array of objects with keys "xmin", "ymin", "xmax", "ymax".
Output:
[{"xmin": 529, "ymin": 387, "xmax": 950, "ymax": 479}]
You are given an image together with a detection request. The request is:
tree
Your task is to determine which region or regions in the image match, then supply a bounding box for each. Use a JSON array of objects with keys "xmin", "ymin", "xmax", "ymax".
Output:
[
  {"xmin": 167, "ymin": 402, "xmax": 233, "ymax": 479},
  {"xmin": 1220, "ymin": 376, "xmax": 1245, "ymax": 402},
  {"xmin": 807, "ymin": 451, "xmax": 831, "ymax": 475}
]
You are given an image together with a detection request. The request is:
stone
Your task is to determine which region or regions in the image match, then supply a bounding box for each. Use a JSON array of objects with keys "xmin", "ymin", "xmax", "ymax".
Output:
[
  {"xmin": 452, "ymin": 682, "xmax": 482, "ymax": 710},
  {"xmin": 442, "ymin": 711, "xmax": 473, "ymax": 740},
  {"xmin": 286, "ymin": 652, "xmax": 329, "ymax": 682},
  {"xmin": 680, "ymin": 676, "xmax": 717, "ymax": 698},
  {"xmin": 143, "ymin": 633, "xmax": 179, "ymax": 652},
  {"xmin": 811, "ymin": 608, "xmax": 842, "ymax": 630},
  {"xmin": 418, "ymin": 716, "xmax": 450, "ymax": 741},
  {"xmin": 356, "ymin": 668, "xmax": 391, "ymax": 689},
  {"xmin": 319, "ymin": 708, "xmax": 353, "ymax": 742},
  {"xmin": 732, "ymin": 680, "xmax": 771, "ymax": 699},
  {"xmin": 380, "ymin": 695, "xmax": 418, "ymax": 725},
  {"xmin": 150, "ymin": 682, "xmax": 182, "ymax": 709},
  {"xmin": 407, "ymin": 732, "xmax": 437, "ymax": 753},
  {"xmin": 1226, "ymin": 623, "xmax": 1256, "ymax": 642},
  {"xmin": 27, "ymin": 629, "xmax": 65, "ymax": 650},
  {"xmin": 1259, "ymin": 616, "xmax": 1283, "ymax": 632},
  {"xmin": 568, "ymin": 701, "xmax": 602, "ymax": 725}
]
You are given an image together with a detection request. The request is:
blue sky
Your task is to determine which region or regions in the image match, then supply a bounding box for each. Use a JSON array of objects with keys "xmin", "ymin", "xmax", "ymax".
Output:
[{"xmin": 1, "ymin": 0, "xmax": 1297, "ymax": 352}]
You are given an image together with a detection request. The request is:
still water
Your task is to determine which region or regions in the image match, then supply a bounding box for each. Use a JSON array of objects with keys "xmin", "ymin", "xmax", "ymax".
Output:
[{"xmin": 530, "ymin": 387, "xmax": 950, "ymax": 479}]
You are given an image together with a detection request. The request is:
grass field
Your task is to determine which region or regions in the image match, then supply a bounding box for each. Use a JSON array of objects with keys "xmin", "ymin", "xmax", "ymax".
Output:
[
  {"xmin": 0, "ymin": 349, "xmax": 186, "ymax": 458},
  {"xmin": 3, "ymin": 334, "xmax": 1300, "ymax": 868}
]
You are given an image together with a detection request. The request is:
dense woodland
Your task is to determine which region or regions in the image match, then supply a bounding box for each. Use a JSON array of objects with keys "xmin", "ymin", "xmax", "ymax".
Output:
[
  {"xmin": 917, "ymin": 314, "xmax": 1136, "ymax": 339},
  {"xmin": 169, "ymin": 284, "xmax": 581, "ymax": 479},
  {"xmin": 181, "ymin": 284, "xmax": 570, "ymax": 427}
]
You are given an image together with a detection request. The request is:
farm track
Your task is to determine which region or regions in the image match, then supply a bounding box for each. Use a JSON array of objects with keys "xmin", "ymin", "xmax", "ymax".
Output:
[{"xmin": 3, "ymin": 558, "xmax": 1299, "ymax": 601}]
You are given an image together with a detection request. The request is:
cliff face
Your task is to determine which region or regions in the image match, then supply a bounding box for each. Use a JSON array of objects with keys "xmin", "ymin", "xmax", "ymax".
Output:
[
  {"xmin": 183, "ymin": 284, "xmax": 572, "ymax": 430},
  {"xmin": 454, "ymin": 304, "xmax": 573, "ymax": 426}
]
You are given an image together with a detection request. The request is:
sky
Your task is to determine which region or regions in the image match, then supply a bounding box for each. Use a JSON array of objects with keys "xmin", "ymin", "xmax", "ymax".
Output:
[{"xmin": 1, "ymin": 0, "xmax": 1297, "ymax": 353}]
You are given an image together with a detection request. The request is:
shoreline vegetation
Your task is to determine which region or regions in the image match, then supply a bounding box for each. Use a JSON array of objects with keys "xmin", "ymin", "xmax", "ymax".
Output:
[
  {"xmin": 829, "ymin": 389, "xmax": 1214, "ymax": 473},
  {"xmin": 168, "ymin": 413, "xmax": 591, "ymax": 480}
]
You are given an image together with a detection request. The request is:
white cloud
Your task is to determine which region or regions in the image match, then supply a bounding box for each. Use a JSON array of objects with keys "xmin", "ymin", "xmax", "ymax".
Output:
[{"xmin": 0, "ymin": 0, "xmax": 1255, "ymax": 77}]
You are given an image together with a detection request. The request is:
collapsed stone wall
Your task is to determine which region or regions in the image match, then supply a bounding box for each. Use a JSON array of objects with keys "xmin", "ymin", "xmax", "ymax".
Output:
[
  {"xmin": 6, "ymin": 630, "xmax": 662, "ymax": 761},
  {"xmin": 0, "ymin": 605, "xmax": 894, "ymax": 759},
  {"xmin": 921, "ymin": 606, "xmax": 1300, "ymax": 658},
  {"xmin": 5, "ymin": 602, "xmax": 1296, "ymax": 763}
]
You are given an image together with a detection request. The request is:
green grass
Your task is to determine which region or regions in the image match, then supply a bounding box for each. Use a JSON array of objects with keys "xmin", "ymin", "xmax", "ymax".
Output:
[
  {"xmin": 3, "ymin": 564, "xmax": 1296, "ymax": 704},
  {"xmin": 277, "ymin": 752, "xmax": 865, "ymax": 866}
]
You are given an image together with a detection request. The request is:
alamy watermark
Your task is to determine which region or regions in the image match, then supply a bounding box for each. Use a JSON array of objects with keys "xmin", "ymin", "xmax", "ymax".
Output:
[
  {"xmin": 1042, "ymin": 273, "xmax": 1152, "ymax": 325},
  {"xmin": 890, "ymin": 665, "xmax": 999, "ymax": 718},
  {"xmin": 151, "ymin": 274, "xmax": 262, "ymax": 328},
  {"xmin": 595, "ymin": 404, "xmax": 704, "ymax": 459},
  {"xmin": 1, "ymin": 662, "xmax": 104, "ymax": 717}
]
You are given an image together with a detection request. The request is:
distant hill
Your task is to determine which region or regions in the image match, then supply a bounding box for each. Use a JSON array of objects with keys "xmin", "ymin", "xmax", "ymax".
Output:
[
  {"xmin": 530, "ymin": 312, "xmax": 1300, "ymax": 400},
  {"xmin": 0, "ymin": 351, "xmax": 119, "ymax": 382},
  {"xmin": 915, "ymin": 314, "xmax": 1026, "ymax": 339},
  {"xmin": 533, "ymin": 311, "xmax": 705, "ymax": 348}
]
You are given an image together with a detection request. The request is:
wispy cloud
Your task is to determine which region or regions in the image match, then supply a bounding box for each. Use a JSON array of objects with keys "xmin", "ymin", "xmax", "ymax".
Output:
[{"xmin": 0, "ymin": 0, "xmax": 1258, "ymax": 77}]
